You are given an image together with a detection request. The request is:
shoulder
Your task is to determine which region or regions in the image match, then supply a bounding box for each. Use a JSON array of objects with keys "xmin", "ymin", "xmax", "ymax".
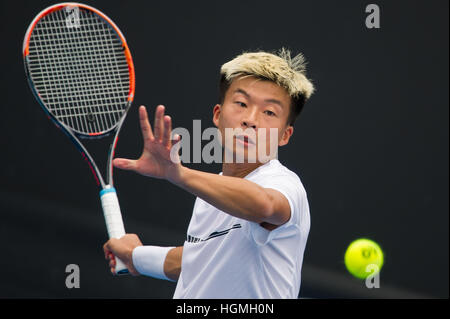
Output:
[
  {"xmin": 249, "ymin": 160, "xmax": 308, "ymax": 221},
  {"xmin": 248, "ymin": 160, "xmax": 306, "ymax": 197}
]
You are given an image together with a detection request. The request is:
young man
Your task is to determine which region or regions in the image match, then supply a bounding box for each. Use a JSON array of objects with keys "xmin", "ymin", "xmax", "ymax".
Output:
[{"xmin": 103, "ymin": 48, "xmax": 315, "ymax": 298}]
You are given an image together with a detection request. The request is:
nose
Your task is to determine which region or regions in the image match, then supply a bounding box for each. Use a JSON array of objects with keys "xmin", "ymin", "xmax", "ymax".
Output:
[{"xmin": 242, "ymin": 108, "xmax": 258, "ymax": 129}]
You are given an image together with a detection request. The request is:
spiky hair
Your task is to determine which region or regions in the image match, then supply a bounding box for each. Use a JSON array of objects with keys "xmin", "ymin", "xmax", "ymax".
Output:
[
  {"xmin": 219, "ymin": 48, "xmax": 315, "ymax": 125},
  {"xmin": 220, "ymin": 48, "xmax": 314, "ymax": 100}
]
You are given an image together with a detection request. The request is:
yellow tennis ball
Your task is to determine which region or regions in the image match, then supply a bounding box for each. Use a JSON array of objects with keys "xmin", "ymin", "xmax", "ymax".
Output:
[{"xmin": 345, "ymin": 238, "xmax": 384, "ymax": 279}]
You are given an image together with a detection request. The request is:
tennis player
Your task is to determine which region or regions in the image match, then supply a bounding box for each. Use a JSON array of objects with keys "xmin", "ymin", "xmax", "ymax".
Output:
[{"xmin": 103, "ymin": 48, "xmax": 315, "ymax": 298}]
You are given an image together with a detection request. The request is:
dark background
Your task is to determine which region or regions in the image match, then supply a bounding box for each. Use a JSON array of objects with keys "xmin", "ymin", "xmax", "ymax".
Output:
[{"xmin": 0, "ymin": 0, "xmax": 448, "ymax": 299}]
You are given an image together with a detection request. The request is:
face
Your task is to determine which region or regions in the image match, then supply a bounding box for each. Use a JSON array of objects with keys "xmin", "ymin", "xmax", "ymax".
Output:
[{"xmin": 213, "ymin": 76, "xmax": 294, "ymax": 163}]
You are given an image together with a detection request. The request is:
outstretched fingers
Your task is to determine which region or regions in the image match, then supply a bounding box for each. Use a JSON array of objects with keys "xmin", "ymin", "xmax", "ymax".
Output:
[
  {"xmin": 163, "ymin": 115, "xmax": 172, "ymax": 148},
  {"xmin": 153, "ymin": 105, "xmax": 165, "ymax": 142},
  {"xmin": 150, "ymin": 104, "xmax": 173, "ymax": 149},
  {"xmin": 139, "ymin": 105, "xmax": 155, "ymax": 146}
]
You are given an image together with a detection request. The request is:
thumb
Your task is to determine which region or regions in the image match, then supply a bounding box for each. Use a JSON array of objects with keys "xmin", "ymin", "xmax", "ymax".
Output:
[{"xmin": 113, "ymin": 158, "xmax": 138, "ymax": 171}]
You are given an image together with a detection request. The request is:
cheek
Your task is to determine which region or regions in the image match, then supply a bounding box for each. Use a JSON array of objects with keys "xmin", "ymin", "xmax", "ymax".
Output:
[
  {"xmin": 219, "ymin": 107, "xmax": 239, "ymax": 128},
  {"xmin": 255, "ymin": 127, "xmax": 281, "ymax": 146},
  {"xmin": 272, "ymin": 128, "xmax": 282, "ymax": 146},
  {"xmin": 215, "ymin": 117, "xmax": 231, "ymax": 146}
]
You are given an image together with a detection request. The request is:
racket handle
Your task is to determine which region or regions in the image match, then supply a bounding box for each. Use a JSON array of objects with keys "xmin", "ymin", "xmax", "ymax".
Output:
[{"xmin": 100, "ymin": 186, "xmax": 129, "ymax": 275}]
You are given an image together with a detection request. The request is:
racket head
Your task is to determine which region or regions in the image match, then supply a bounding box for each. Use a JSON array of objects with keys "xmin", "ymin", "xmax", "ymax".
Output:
[{"xmin": 23, "ymin": 2, "xmax": 135, "ymax": 138}]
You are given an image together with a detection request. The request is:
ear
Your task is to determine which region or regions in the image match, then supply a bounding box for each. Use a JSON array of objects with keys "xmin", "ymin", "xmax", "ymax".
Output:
[
  {"xmin": 279, "ymin": 125, "xmax": 293, "ymax": 147},
  {"xmin": 212, "ymin": 104, "xmax": 221, "ymax": 127}
]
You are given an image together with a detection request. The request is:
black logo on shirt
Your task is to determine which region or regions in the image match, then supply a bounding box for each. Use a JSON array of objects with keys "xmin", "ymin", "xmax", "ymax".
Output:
[{"xmin": 186, "ymin": 223, "xmax": 242, "ymax": 243}]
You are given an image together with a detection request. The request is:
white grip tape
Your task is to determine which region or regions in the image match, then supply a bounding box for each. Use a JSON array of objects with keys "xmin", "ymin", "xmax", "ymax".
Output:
[
  {"xmin": 100, "ymin": 188, "xmax": 125, "ymax": 239},
  {"xmin": 100, "ymin": 186, "xmax": 128, "ymax": 274}
]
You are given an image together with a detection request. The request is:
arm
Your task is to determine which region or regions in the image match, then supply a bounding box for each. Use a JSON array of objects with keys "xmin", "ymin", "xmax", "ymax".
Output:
[
  {"xmin": 174, "ymin": 167, "xmax": 290, "ymax": 225},
  {"xmin": 164, "ymin": 246, "xmax": 183, "ymax": 281}
]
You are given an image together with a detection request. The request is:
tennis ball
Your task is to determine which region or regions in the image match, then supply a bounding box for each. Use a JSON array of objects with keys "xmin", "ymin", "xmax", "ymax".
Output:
[{"xmin": 344, "ymin": 238, "xmax": 384, "ymax": 279}]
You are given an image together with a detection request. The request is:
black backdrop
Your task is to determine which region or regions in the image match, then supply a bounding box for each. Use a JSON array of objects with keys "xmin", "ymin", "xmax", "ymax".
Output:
[{"xmin": 0, "ymin": 0, "xmax": 448, "ymax": 298}]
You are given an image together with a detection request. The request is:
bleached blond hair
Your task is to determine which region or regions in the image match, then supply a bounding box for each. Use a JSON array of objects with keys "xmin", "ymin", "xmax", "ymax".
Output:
[{"xmin": 219, "ymin": 48, "xmax": 315, "ymax": 124}]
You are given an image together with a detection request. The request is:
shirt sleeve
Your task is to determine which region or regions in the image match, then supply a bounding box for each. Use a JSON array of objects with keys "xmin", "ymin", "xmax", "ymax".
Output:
[{"xmin": 247, "ymin": 173, "xmax": 306, "ymax": 246}]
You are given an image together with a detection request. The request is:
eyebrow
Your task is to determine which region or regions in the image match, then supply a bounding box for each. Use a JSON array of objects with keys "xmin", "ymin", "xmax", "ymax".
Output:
[{"xmin": 233, "ymin": 88, "xmax": 284, "ymax": 108}]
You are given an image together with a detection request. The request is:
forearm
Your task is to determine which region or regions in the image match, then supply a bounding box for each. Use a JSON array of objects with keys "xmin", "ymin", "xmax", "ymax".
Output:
[
  {"xmin": 172, "ymin": 166, "xmax": 274, "ymax": 223},
  {"xmin": 132, "ymin": 245, "xmax": 179, "ymax": 281},
  {"xmin": 164, "ymin": 246, "xmax": 183, "ymax": 281}
]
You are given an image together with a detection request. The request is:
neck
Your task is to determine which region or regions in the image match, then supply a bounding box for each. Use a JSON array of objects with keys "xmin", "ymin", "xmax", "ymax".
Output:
[{"xmin": 222, "ymin": 161, "xmax": 266, "ymax": 178}]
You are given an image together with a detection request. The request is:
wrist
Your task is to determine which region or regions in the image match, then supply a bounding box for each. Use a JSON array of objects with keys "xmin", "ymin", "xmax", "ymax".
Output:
[
  {"xmin": 132, "ymin": 246, "xmax": 176, "ymax": 281},
  {"xmin": 125, "ymin": 244, "xmax": 142, "ymax": 275},
  {"xmin": 168, "ymin": 164, "xmax": 189, "ymax": 186}
]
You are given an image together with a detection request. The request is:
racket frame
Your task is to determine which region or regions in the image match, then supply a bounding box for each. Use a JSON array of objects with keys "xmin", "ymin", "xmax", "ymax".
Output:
[{"xmin": 23, "ymin": 2, "xmax": 136, "ymax": 275}]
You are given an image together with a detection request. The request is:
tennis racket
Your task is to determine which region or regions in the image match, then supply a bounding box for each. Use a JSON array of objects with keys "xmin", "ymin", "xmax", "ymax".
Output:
[{"xmin": 23, "ymin": 2, "xmax": 135, "ymax": 275}]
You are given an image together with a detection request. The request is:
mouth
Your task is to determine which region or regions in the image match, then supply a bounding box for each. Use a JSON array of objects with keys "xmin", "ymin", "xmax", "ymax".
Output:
[{"xmin": 235, "ymin": 135, "xmax": 255, "ymax": 146}]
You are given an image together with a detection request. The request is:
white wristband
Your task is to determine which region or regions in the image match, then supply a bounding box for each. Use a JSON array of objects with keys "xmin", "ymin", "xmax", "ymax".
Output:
[{"xmin": 132, "ymin": 246, "xmax": 175, "ymax": 281}]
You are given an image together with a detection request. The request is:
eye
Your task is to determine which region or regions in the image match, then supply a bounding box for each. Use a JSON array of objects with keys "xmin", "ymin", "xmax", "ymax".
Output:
[
  {"xmin": 235, "ymin": 101, "xmax": 247, "ymax": 107},
  {"xmin": 264, "ymin": 110, "xmax": 276, "ymax": 116}
]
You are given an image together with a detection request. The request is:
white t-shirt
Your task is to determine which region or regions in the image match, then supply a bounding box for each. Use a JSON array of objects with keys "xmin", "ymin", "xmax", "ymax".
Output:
[{"xmin": 173, "ymin": 159, "xmax": 311, "ymax": 299}]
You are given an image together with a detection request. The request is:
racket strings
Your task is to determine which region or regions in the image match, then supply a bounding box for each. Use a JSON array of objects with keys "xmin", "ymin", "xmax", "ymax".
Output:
[{"xmin": 27, "ymin": 8, "xmax": 131, "ymax": 135}]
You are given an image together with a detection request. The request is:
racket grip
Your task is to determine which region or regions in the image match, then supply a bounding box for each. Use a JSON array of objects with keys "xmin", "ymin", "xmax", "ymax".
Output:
[{"xmin": 100, "ymin": 186, "xmax": 129, "ymax": 275}]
